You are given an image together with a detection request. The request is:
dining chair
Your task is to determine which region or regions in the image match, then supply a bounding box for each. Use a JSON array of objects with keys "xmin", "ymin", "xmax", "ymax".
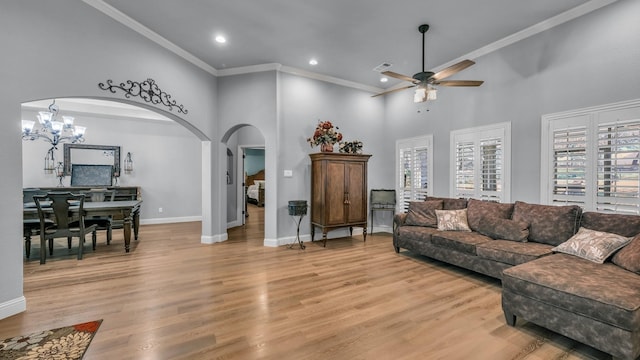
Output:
[
  {"xmin": 82, "ymin": 189, "xmax": 115, "ymax": 245},
  {"xmin": 33, "ymin": 192, "xmax": 98, "ymax": 264},
  {"xmin": 23, "ymin": 188, "xmax": 53, "ymax": 259}
]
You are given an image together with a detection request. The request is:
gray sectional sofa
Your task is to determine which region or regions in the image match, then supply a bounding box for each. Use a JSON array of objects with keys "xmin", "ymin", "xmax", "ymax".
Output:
[{"xmin": 393, "ymin": 197, "xmax": 640, "ymax": 360}]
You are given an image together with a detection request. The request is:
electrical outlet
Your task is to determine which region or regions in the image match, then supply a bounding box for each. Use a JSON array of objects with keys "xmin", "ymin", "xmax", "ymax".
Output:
[{"xmin": 158, "ymin": 207, "xmax": 163, "ymax": 213}]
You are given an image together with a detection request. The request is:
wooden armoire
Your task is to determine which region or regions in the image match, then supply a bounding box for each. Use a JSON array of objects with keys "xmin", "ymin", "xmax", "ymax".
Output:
[{"xmin": 309, "ymin": 152, "xmax": 371, "ymax": 246}]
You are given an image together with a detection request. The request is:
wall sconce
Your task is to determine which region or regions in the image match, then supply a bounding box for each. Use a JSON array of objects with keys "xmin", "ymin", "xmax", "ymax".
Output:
[
  {"xmin": 44, "ymin": 148, "xmax": 55, "ymax": 174},
  {"xmin": 124, "ymin": 152, "xmax": 134, "ymax": 173}
]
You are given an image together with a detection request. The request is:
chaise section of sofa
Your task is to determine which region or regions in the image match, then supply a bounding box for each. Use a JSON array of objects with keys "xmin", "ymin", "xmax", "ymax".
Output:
[{"xmin": 502, "ymin": 211, "xmax": 640, "ymax": 360}]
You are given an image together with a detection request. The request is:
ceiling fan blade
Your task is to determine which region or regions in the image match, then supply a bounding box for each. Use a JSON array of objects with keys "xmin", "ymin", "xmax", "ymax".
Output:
[
  {"xmin": 431, "ymin": 60, "xmax": 475, "ymax": 81},
  {"xmin": 382, "ymin": 71, "xmax": 418, "ymax": 84},
  {"xmin": 433, "ymin": 80, "xmax": 484, "ymax": 87},
  {"xmin": 371, "ymin": 85, "xmax": 416, "ymax": 97}
]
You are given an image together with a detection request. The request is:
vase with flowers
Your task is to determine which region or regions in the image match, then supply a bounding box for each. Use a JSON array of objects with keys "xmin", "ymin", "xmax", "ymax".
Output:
[{"xmin": 307, "ymin": 120, "xmax": 342, "ymax": 152}]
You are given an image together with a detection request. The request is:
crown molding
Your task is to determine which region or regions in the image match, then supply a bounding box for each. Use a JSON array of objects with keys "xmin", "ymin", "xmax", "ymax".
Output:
[
  {"xmin": 216, "ymin": 63, "xmax": 281, "ymax": 76},
  {"xmin": 217, "ymin": 63, "xmax": 384, "ymax": 93},
  {"xmin": 84, "ymin": 0, "xmax": 616, "ymax": 93},
  {"xmin": 433, "ymin": 0, "xmax": 618, "ymax": 72},
  {"xmin": 82, "ymin": 0, "xmax": 218, "ymax": 76},
  {"xmin": 278, "ymin": 65, "xmax": 384, "ymax": 93}
]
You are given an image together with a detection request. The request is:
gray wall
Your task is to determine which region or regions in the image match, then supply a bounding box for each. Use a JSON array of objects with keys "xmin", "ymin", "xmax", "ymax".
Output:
[
  {"xmin": 278, "ymin": 73, "xmax": 386, "ymax": 239},
  {"xmin": 384, "ymin": 0, "xmax": 640, "ymax": 203}
]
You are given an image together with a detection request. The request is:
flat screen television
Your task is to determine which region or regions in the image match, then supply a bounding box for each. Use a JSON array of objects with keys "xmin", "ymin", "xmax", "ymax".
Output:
[{"xmin": 70, "ymin": 164, "xmax": 113, "ymax": 186}]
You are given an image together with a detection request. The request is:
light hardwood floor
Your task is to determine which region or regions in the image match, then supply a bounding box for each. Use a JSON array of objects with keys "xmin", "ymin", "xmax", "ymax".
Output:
[{"xmin": 2, "ymin": 204, "xmax": 610, "ymax": 359}]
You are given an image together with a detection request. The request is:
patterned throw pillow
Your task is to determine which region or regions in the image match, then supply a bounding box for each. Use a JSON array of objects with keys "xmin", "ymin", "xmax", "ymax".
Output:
[
  {"xmin": 552, "ymin": 227, "xmax": 631, "ymax": 264},
  {"xmin": 477, "ymin": 217, "xmax": 529, "ymax": 242},
  {"xmin": 405, "ymin": 200, "xmax": 443, "ymax": 227},
  {"xmin": 612, "ymin": 233, "xmax": 640, "ymax": 274},
  {"xmin": 435, "ymin": 209, "xmax": 471, "ymax": 232}
]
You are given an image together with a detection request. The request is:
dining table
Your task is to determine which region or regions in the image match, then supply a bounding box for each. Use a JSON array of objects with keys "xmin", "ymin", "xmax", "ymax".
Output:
[{"xmin": 23, "ymin": 200, "xmax": 143, "ymax": 253}]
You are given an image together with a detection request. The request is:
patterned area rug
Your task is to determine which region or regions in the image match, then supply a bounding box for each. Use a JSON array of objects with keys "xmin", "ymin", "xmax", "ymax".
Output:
[{"xmin": 0, "ymin": 320, "xmax": 102, "ymax": 360}]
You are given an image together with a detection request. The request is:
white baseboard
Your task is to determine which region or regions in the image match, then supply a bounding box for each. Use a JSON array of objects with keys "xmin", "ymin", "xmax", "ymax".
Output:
[
  {"xmin": 227, "ymin": 220, "xmax": 242, "ymax": 228},
  {"xmin": 140, "ymin": 216, "xmax": 202, "ymax": 225},
  {"xmin": 201, "ymin": 233, "xmax": 228, "ymax": 244},
  {"xmin": 0, "ymin": 296, "xmax": 26, "ymax": 321}
]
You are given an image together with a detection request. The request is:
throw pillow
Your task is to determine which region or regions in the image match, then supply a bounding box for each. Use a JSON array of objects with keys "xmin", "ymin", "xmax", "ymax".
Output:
[
  {"xmin": 477, "ymin": 217, "xmax": 529, "ymax": 242},
  {"xmin": 405, "ymin": 200, "xmax": 443, "ymax": 227},
  {"xmin": 466, "ymin": 199, "xmax": 514, "ymax": 232},
  {"xmin": 511, "ymin": 201, "xmax": 581, "ymax": 246},
  {"xmin": 612, "ymin": 233, "xmax": 640, "ymax": 274},
  {"xmin": 435, "ymin": 209, "xmax": 471, "ymax": 232},
  {"xmin": 552, "ymin": 227, "xmax": 631, "ymax": 264},
  {"xmin": 427, "ymin": 196, "xmax": 467, "ymax": 210}
]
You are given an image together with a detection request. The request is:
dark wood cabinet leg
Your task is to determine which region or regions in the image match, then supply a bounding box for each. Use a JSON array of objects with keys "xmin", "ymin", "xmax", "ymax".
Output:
[
  {"xmin": 363, "ymin": 226, "xmax": 367, "ymax": 242},
  {"xmin": 394, "ymin": 246, "xmax": 400, "ymax": 253},
  {"xmin": 323, "ymin": 232, "xmax": 328, "ymax": 247}
]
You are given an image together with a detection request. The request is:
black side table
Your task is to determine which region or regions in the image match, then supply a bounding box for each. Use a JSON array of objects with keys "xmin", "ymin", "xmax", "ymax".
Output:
[{"xmin": 288, "ymin": 200, "xmax": 307, "ymax": 250}]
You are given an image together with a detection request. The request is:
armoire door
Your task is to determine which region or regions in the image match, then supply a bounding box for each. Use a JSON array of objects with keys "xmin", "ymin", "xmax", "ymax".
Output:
[
  {"xmin": 326, "ymin": 160, "xmax": 346, "ymax": 225},
  {"xmin": 346, "ymin": 162, "xmax": 366, "ymax": 223}
]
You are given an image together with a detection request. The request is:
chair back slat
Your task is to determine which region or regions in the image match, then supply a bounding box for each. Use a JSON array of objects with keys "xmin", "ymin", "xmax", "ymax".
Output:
[{"xmin": 33, "ymin": 192, "xmax": 86, "ymax": 232}]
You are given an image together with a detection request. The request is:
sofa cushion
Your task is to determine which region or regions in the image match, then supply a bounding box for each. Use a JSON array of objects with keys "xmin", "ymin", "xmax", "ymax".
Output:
[
  {"xmin": 476, "ymin": 240, "xmax": 553, "ymax": 266},
  {"xmin": 612, "ymin": 233, "xmax": 640, "ymax": 274},
  {"xmin": 466, "ymin": 199, "xmax": 514, "ymax": 232},
  {"xmin": 477, "ymin": 217, "xmax": 529, "ymax": 242},
  {"xmin": 397, "ymin": 225, "xmax": 440, "ymax": 244},
  {"xmin": 431, "ymin": 231, "xmax": 492, "ymax": 255},
  {"xmin": 511, "ymin": 201, "xmax": 581, "ymax": 246},
  {"xmin": 502, "ymin": 254, "xmax": 640, "ymax": 331},
  {"xmin": 426, "ymin": 196, "xmax": 467, "ymax": 210},
  {"xmin": 580, "ymin": 211, "xmax": 640, "ymax": 237},
  {"xmin": 552, "ymin": 227, "xmax": 631, "ymax": 264},
  {"xmin": 435, "ymin": 209, "xmax": 471, "ymax": 232},
  {"xmin": 405, "ymin": 200, "xmax": 443, "ymax": 227}
]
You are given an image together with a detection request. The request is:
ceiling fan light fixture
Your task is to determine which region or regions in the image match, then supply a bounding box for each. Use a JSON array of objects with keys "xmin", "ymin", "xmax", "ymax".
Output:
[{"xmin": 413, "ymin": 84, "xmax": 436, "ymax": 103}]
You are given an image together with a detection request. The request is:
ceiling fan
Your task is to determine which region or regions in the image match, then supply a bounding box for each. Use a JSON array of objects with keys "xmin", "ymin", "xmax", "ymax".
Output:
[{"xmin": 373, "ymin": 24, "xmax": 483, "ymax": 102}]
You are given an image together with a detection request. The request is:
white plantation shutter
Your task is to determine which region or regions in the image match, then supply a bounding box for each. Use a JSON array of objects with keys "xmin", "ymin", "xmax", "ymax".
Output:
[
  {"xmin": 541, "ymin": 99, "xmax": 640, "ymax": 214},
  {"xmin": 451, "ymin": 123, "xmax": 510, "ymax": 202},
  {"xmin": 551, "ymin": 127, "xmax": 587, "ymax": 206},
  {"xmin": 454, "ymin": 141, "xmax": 474, "ymax": 198},
  {"xmin": 397, "ymin": 136, "xmax": 433, "ymax": 212},
  {"xmin": 480, "ymin": 138, "xmax": 502, "ymax": 201},
  {"xmin": 596, "ymin": 122, "xmax": 640, "ymax": 213}
]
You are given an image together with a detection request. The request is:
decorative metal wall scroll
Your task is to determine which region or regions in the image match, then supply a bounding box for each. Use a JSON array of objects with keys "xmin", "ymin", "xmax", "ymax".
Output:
[{"xmin": 98, "ymin": 78, "xmax": 188, "ymax": 114}]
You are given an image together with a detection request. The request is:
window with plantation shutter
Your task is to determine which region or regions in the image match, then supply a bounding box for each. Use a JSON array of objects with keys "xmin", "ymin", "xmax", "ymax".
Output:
[
  {"xmin": 541, "ymin": 99, "xmax": 640, "ymax": 215},
  {"xmin": 450, "ymin": 123, "xmax": 511, "ymax": 202},
  {"xmin": 396, "ymin": 135, "xmax": 433, "ymax": 212}
]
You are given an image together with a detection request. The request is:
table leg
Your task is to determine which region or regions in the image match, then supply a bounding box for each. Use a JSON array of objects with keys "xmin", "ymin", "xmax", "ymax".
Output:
[
  {"xmin": 123, "ymin": 210, "xmax": 132, "ymax": 252},
  {"xmin": 133, "ymin": 209, "xmax": 140, "ymax": 240}
]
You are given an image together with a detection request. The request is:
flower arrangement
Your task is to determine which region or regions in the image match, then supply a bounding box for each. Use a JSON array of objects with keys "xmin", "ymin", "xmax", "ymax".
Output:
[
  {"xmin": 339, "ymin": 140, "xmax": 364, "ymax": 154},
  {"xmin": 307, "ymin": 120, "xmax": 342, "ymax": 147}
]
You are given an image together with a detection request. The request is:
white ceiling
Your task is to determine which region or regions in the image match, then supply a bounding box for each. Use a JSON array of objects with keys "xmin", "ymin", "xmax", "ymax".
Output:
[{"xmin": 91, "ymin": 0, "xmax": 614, "ymax": 90}]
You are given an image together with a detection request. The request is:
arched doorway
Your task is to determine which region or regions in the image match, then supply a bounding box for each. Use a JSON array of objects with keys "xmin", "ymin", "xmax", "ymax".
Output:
[
  {"xmin": 20, "ymin": 97, "xmax": 214, "ymax": 257},
  {"xmin": 221, "ymin": 124, "xmax": 268, "ymax": 243}
]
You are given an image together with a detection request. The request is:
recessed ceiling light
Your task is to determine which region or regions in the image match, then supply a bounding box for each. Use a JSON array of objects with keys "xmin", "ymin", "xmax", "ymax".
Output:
[
  {"xmin": 309, "ymin": 59, "xmax": 318, "ymax": 66},
  {"xmin": 215, "ymin": 35, "xmax": 227, "ymax": 44},
  {"xmin": 380, "ymin": 77, "xmax": 388, "ymax": 83}
]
